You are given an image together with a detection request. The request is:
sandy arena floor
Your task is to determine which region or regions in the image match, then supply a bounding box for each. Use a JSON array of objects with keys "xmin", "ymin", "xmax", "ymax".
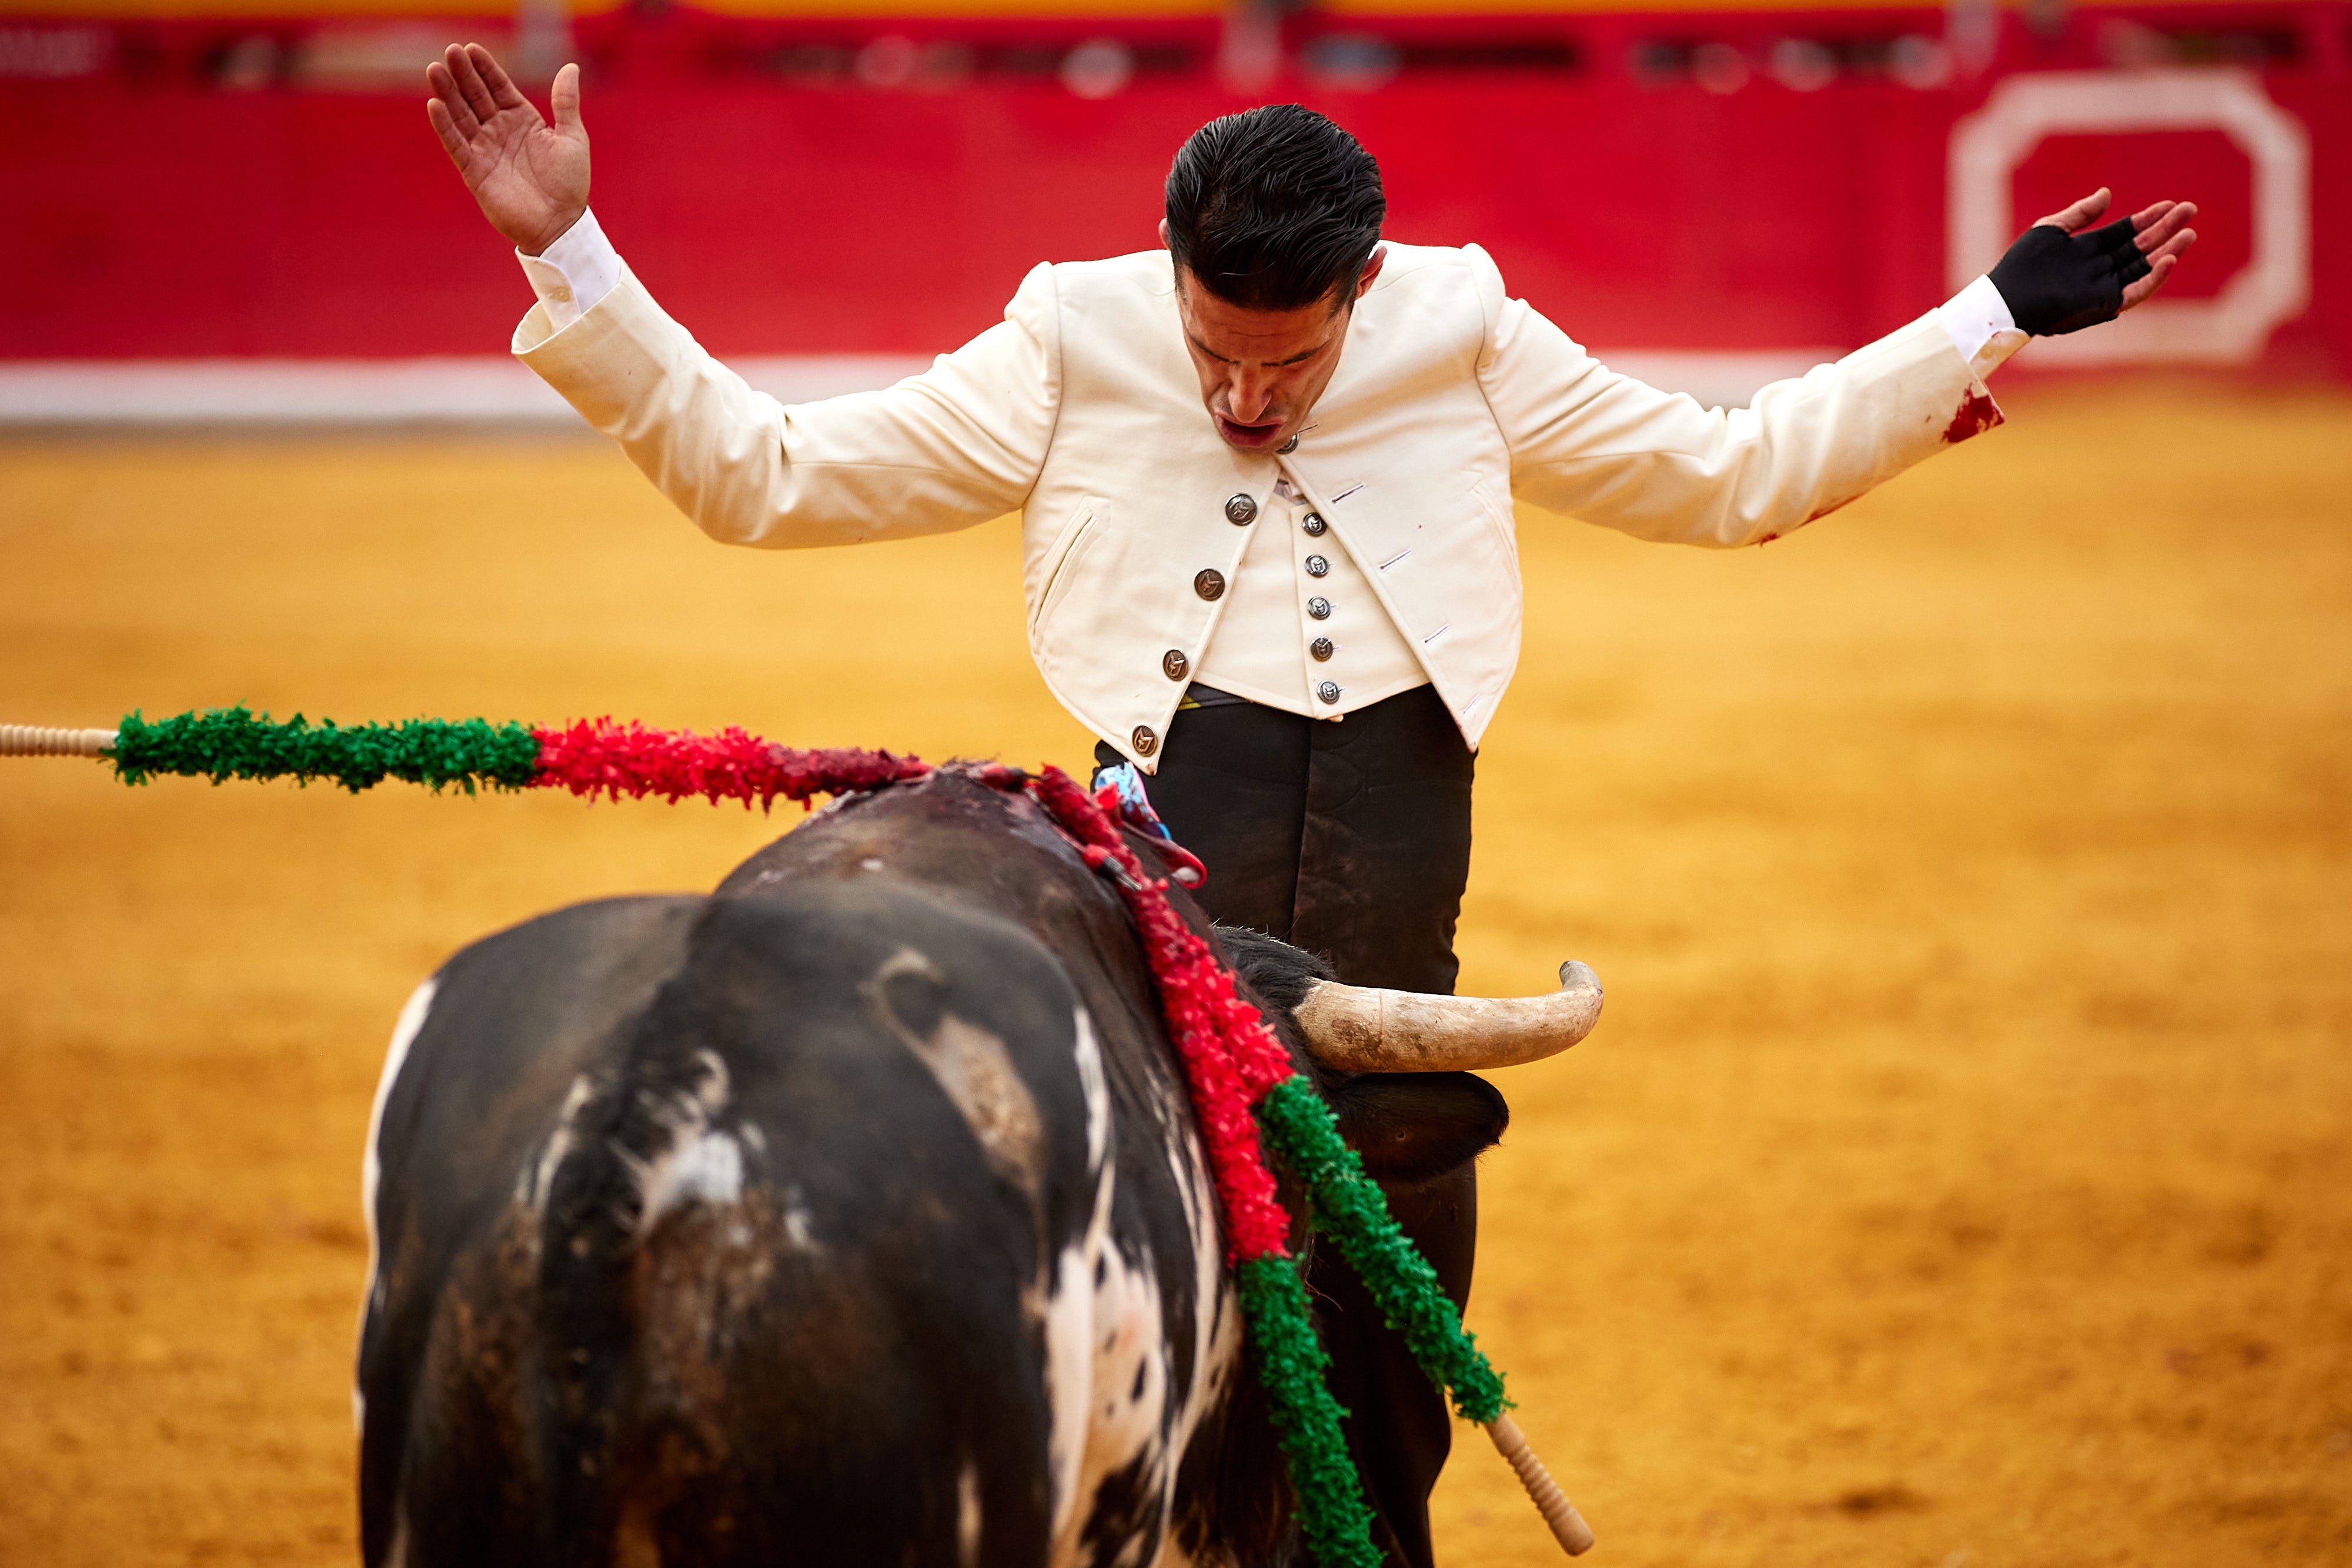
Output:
[{"xmin": 2, "ymin": 385, "xmax": 2348, "ymax": 1567}]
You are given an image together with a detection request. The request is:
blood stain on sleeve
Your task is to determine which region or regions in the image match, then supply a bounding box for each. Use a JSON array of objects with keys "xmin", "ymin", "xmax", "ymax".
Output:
[{"xmin": 1943, "ymin": 390, "xmax": 2004, "ymax": 445}]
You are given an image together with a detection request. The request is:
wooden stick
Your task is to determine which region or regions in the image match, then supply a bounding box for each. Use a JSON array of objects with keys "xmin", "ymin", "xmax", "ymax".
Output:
[
  {"xmin": 1487, "ymin": 1414, "xmax": 1596, "ymax": 1556},
  {"xmin": 0, "ymin": 726, "xmax": 116, "ymax": 758}
]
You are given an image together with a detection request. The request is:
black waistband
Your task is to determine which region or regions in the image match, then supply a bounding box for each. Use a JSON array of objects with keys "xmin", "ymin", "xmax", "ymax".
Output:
[{"xmin": 1178, "ymin": 682, "xmax": 1254, "ymax": 710}]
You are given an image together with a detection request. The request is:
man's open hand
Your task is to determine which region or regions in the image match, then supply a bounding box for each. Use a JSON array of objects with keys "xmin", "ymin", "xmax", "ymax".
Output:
[
  {"xmin": 1990, "ymin": 188, "xmax": 2199, "ymax": 336},
  {"xmin": 425, "ymin": 44, "xmax": 587, "ymax": 257}
]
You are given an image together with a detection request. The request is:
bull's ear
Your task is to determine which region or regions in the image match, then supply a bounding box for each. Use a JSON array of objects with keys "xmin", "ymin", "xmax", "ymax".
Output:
[{"xmin": 1322, "ymin": 1070, "xmax": 1508, "ymax": 1185}]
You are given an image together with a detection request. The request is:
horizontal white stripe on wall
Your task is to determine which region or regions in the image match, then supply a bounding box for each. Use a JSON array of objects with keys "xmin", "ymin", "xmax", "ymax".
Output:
[{"xmin": 0, "ymin": 356, "xmax": 934, "ymax": 429}]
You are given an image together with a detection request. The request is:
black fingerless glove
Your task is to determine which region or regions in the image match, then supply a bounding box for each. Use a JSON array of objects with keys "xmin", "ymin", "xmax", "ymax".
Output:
[{"xmin": 1987, "ymin": 216, "xmax": 2152, "ymax": 336}]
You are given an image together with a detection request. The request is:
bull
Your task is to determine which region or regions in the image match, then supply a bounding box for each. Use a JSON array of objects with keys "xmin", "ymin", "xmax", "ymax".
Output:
[{"xmin": 356, "ymin": 763, "xmax": 1598, "ymax": 1566}]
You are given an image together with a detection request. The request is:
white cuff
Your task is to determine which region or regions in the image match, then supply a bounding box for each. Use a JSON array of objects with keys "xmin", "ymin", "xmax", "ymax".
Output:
[
  {"xmin": 516, "ymin": 208, "xmax": 622, "ymax": 333},
  {"xmin": 1936, "ymin": 273, "xmax": 2028, "ymax": 380}
]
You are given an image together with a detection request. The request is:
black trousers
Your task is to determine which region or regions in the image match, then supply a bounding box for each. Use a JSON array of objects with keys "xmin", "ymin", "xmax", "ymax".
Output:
[{"xmin": 1095, "ymin": 684, "xmax": 1481, "ymax": 1568}]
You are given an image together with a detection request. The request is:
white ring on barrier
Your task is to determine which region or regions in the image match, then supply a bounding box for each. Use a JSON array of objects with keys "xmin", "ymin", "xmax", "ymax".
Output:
[{"xmin": 1947, "ymin": 68, "xmax": 2310, "ymax": 366}]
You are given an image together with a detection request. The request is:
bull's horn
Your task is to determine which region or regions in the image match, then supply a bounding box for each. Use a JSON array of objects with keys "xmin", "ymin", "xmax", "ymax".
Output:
[{"xmin": 1291, "ymin": 961, "xmax": 1602, "ymax": 1072}]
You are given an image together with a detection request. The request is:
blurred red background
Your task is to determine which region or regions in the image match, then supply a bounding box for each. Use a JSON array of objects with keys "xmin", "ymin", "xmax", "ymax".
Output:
[{"xmin": 1, "ymin": 1, "xmax": 2344, "ymax": 372}]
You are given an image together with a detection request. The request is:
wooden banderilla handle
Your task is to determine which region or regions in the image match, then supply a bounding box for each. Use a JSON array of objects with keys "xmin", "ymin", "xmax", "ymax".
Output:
[
  {"xmin": 1, "ymin": 725, "xmax": 117, "ymax": 758},
  {"xmin": 1486, "ymin": 1414, "xmax": 1596, "ymax": 1556}
]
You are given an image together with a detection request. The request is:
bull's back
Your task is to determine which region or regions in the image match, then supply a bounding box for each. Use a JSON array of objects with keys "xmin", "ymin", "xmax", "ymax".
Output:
[{"xmin": 359, "ymin": 882, "xmax": 1104, "ymax": 1567}]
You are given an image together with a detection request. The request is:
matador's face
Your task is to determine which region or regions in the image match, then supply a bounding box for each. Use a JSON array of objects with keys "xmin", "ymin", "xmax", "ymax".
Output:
[{"xmin": 1168, "ymin": 242, "xmax": 1387, "ymax": 453}]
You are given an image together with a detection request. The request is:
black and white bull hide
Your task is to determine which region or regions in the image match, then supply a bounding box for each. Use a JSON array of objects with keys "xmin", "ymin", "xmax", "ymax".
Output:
[{"xmin": 356, "ymin": 765, "xmax": 1512, "ymax": 1567}]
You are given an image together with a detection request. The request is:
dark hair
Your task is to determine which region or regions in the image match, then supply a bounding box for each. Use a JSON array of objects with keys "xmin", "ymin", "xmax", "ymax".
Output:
[{"xmin": 1164, "ymin": 104, "xmax": 1385, "ymax": 313}]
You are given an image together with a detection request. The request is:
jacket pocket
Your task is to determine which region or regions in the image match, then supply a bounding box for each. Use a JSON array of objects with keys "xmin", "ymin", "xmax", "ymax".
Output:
[
  {"xmin": 1472, "ymin": 479, "xmax": 1521, "ymax": 574},
  {"xmin": 1029, "ymin": 499, "xmax": 1102, "ymax": 640}
]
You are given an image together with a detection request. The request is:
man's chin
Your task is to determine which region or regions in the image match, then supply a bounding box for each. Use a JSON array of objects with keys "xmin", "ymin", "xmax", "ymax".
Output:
[{"xmin": 1215, "ymin": 414, "xmax": 1288, "ymax": 450}]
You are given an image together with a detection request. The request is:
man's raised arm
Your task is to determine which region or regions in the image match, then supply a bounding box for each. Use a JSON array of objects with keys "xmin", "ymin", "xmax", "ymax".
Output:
[
  {"xmin": 424, "ymin": 44, "xmax": 1054, "ymax": 549},
  {"xmin": 1484, "ymin": 189, "xmax": 2196, "ymax": 548}
]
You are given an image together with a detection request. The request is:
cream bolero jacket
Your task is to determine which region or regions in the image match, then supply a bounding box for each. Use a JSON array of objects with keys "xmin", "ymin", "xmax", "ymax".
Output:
[{"xmin": 515, "ymin": 242, "xmax": 2004, "ymax": 771}]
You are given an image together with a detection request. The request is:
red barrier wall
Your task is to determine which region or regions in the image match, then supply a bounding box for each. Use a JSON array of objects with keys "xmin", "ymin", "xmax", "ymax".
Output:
[{"xmin": 2, "ymin": 8, "xmax": 2345, "ymax": 370}]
